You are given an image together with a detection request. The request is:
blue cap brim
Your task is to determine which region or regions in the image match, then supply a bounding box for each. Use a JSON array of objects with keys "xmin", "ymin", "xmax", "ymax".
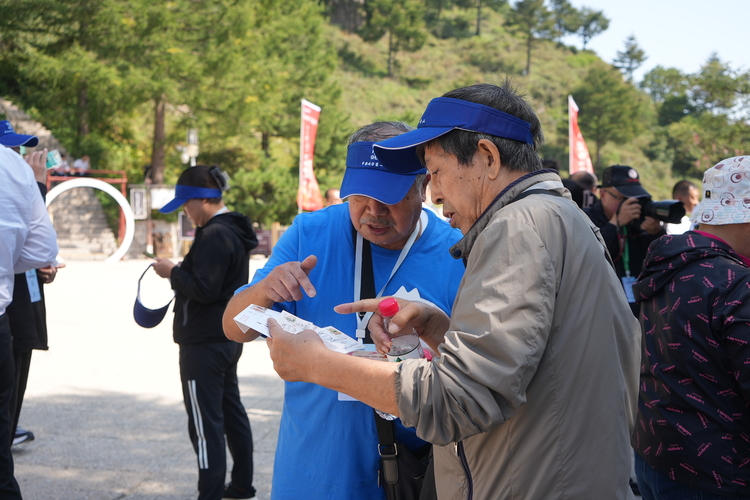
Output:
[
  {"xmin": 134, "ymin": 263, "xmax": 174, "ymax": 328},
  {"xmin": 340, "ymin": 167, "xmax": 420, "ymax": 205},
  {"xmin": 159, "ymin": 198, "xmax": 187, "ymax": 214},
  {"xmin": 133, "ymin": 299, "xmax": 172, "ymax": 328},
  {"xmin": 373, "ymin": 127, "xmax": 454, "ymax": 174},
  {"xmin": 0, "ymin": 134, "xmax": 39, "ymax": 148}
]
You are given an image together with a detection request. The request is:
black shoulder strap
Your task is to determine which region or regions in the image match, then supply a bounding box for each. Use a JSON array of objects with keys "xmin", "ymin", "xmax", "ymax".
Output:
[
  {"xmin": 354, "ymin": 226, "xmax": 376, "ymax": 344},
  {"xmin": 374, "ymin": 411, "xmax": 399, "ymax": 486},
  {"xmin": 511, "ymin": 188, "xmax": 563, "ymax": 203}
]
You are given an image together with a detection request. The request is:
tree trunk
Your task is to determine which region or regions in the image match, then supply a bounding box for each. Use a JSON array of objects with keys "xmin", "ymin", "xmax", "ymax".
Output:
[
  {"xmin": 77, "ymin": 84, "xmax": 89, "ymax": 138},
  {"xmin": 262, "ymin": 131, "xmax": 270, "ymax": 158},
  {"xmin": 77, "ymin": 6, "xmax": 90, "ymax": 140},
  {"xmin": 151, "ymin": 96, "xmax": 166, "ymax": 184},
  {"xmin": 387, "ymin": 31, "xmax": 394, "ymax": 77},
  {"xmin": 594, "ymin": 139, "xmax": 602, "ymax": 169},
  {"xmin": 476, "ymin": 0, "xmax": 482, "ymax": 36},
  {"xmin": 526, "ymin": 32, "xmax": 532, "ymax": 75}
]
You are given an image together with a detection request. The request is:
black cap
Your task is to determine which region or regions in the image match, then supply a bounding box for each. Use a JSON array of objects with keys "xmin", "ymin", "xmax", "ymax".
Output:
[{"xmin": 599, "ymin": 165, "xmax": 650, "ymax": 198}]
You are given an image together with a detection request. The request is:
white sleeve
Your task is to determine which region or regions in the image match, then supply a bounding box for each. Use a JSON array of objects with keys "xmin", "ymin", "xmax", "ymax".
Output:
[{"xmin": 13, "ymin": 167, "xmax": 58, "ymax": 273}]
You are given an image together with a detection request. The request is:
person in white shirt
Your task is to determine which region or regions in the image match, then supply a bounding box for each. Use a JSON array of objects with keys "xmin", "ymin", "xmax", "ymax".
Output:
[
  {"xmin": 666, "ymin": 180, "xmax": 700, "ymax": 235},
  {"xmin": 0, "ymin": 145, "xmax": 58, "ymax": 499},
  {"xmin": 72, "ymin": 154, "xmax": 90, "ymax": 175}
]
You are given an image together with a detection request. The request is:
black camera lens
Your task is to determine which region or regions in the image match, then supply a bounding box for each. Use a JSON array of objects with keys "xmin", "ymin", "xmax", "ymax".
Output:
[{"xmin": 638, "ymin": 198, "xmax": 686, "ymax": 224}]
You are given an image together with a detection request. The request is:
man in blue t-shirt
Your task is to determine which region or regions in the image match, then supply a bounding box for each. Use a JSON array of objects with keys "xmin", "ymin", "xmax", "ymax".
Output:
[{"xmin": 223, "ymin": 121, "xmax": 465, "ymax": 500}]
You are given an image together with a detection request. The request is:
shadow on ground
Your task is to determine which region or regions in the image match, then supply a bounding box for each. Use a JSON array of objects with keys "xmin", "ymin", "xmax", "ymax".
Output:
[{"xmin": 13, "ymin": 374, "xmax": 282, "ymax": 500}]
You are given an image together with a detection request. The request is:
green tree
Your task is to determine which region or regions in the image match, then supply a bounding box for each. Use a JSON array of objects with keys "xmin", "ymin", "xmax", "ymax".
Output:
[
  {"xmin": 505, "ymin": 0, "xmax": 556, "ymax": 75},
  {"xmin": 0, "ymin": 0, "xmax": 346, "ymax": 225},
  {"xmin": 359, "ymin": 0, "xmax": 428, "ymax": 77},
  {"xmin": 640, "ymin": 66, "xmax": 694, "ymax": 126},
  {"xmin": 0, "ymin": 0, "xmax": 143, "ymax": 168},
  {"xmin": 640, "ymin": 66, "xmax": 690, "ymax": 103},
  {"xmin": 573, "ymin": 63, "xmax": 648, "ymax": 168},
  {"xmin": 667, "ymin": 113, "xmax": 749, "ymax": 177},
  {"xmin": 186, "ymin": 0, "xmax": 346, "ymax": 223},
  {"xmin": 645, "ymin": 56, "xmax": 750, "ymax": 177},
  {"xmin": 469, "ymin": 0, "xmax": 507, "ymax": 36},
  {"xmin": 613, "ymin": 35, "xmax": 646, "ymax": 83},
  {"xmin": 113, "ymin": 0, "xmax": 209, "ymax": 183},
  {"xmin": 573, "ymin": 7, "xmax": 609, "ymax": 50},
  {"xmin": 549, "ymin": 0, "xmax": 581, "ymax": 41},
  {"xmin": 690, "ymin": 54, "xmax": 741, "ymax": 114},
  {"xmin": 320, "ymin": 0, "xmax": 365, "ymax": 32}
]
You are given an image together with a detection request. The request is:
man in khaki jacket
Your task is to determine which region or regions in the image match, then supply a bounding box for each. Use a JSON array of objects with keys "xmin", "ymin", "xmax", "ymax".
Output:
[{"xmin": 265, "ymin": 82, "xmax": 641, "ymax": 499}]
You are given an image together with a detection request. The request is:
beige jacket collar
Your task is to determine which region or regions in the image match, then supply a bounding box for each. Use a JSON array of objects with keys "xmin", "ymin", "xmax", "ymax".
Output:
[{"xmin": 450, "ymin": 170, "xmax": 564, "ymax": 260}]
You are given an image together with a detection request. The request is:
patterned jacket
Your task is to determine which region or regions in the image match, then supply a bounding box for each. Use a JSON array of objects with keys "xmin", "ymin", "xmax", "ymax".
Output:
[{"xmin": 632, "ymin": 231, "xmax": 750, "ymax": 496}]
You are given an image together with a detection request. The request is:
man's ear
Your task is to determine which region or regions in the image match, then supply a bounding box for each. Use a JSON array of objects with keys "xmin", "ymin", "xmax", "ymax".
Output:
[{"xmin": 476, "ymin": 139, "xmax": 502, "ymax": 180}]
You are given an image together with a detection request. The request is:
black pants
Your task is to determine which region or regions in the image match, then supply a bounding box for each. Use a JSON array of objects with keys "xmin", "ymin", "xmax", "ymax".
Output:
[
  {"xmin": 180, "ymin": 341, "xmax": 254, "ymax": 500},
  {"xmin": 10, "ymin": 350, "xmax": 32, "ymax": 436},
  {"xmin": 0, "ymin": 315, "xmax": 22, "ymax": 499}
]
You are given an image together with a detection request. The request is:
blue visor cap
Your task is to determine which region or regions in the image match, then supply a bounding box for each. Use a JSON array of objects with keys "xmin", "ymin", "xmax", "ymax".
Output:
[
  {"xmin": 373, "ymin": 97, "xmax": 534, "ymax": 173},
  {"xmin": 133, "ymin": 264, "xmax": 174, "ymax": 328},
  {"xmin": 0, "ymin": 120, "xmax": 38, "ymax": 148},
  {"xmin": 340, "ymin": 141, "xmax": 427, "ymax": 205},
  {"xmin": 159, "ymin": 185, "xmax": 222, "ymax": 213}
]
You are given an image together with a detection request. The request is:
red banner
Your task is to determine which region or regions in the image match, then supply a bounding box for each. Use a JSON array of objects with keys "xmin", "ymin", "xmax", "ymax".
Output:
[
  {"xmin": 568, "ymin": 95, "xmax": 594, "ymax": 175},
  {"xmin": 297, "ymin": 99, "xmax": 324, "ymax": 211}
]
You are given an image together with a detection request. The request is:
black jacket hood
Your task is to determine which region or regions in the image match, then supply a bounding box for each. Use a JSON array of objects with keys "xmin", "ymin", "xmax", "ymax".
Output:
[
  {"xmin": 209, "ymin": 212, "xmax": 258, "ymax": 253},
  {"xmin": 633, "ymin": 231, "xmax": 746, "ymax": 302}
]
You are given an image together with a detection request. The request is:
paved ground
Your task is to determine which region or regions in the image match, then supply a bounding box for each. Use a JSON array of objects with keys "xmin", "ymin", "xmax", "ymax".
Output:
[
  {"xmin": 10, "ymin": 255, "xmax": 643, "ymax": 500},
  {"xmin": 12, "ymin": 256, "xmax": 281, "ymax": 500}
]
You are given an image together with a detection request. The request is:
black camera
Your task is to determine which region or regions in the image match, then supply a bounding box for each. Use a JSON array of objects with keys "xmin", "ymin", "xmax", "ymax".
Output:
[{"xmin": 638, "ymin": 198, "xmax": 685, "ymax": 224}]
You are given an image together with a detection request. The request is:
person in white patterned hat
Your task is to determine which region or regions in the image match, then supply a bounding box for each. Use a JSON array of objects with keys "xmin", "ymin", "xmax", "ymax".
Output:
[{"xmin": 631, "ymin": 155, "xmax": 750, "ymax": 499}]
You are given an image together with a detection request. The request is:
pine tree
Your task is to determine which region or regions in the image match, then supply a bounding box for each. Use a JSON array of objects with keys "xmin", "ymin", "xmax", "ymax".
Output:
[
  {"xmin": 613, "ymin": 35, "xmax": 647, "ymax": 83},
  {"xmin": 506, "ymin": 0, "xmax": 556, "ymax": 75}
]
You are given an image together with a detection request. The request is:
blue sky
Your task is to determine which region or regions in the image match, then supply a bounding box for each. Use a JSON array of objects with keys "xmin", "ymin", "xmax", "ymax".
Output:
[{"xmin": 561, "ymin": 0, "xmax": 750, "ymax": 82}]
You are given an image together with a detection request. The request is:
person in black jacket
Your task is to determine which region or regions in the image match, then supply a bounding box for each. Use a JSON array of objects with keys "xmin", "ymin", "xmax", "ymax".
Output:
[
  {"xmin": 583, "ymin": 165, "xmax": 664, "ymax": 316},
  {"xmin": 153, "ymin": 165, "xmax": 258, "ymax": 500},
  {"xmin": 6, "ymin": 146, "xmax": 62, "ymax": 447}
]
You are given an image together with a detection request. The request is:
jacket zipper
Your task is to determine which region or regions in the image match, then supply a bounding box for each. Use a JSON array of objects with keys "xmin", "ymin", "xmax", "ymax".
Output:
[{"xmin": 455, "ymin": 441, "xmax": 474, "ymax": 500}]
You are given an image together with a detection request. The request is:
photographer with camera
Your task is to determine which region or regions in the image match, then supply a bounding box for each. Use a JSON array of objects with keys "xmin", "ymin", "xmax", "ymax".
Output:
[{"xmin": 584, "ymin": 165, "xmax": 672, "ymax": 317}]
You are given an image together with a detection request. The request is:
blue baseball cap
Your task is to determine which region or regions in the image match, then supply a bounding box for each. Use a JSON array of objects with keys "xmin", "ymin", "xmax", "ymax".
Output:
[
  {"xmin": 0, "ymin": 120, "xmax": 38, "ymax": 148},
  {"xmin": 340, "ymin": 141, "xmax": 427, "ymax": 205},
  {"xmin": 373, "ymin": 97, "xmax": 534, "ymax": 173},
  {"xmin": 159, "ymin": 185, "xmax": 222, "ymax": 213}
]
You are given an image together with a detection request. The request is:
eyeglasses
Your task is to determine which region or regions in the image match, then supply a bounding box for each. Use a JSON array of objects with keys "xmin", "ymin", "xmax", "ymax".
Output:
[{"xmin": 603, "ymin": 190, "xmax": 626, "ymax": 203}]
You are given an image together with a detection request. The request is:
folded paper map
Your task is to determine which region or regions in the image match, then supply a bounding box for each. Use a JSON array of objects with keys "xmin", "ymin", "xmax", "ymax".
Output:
[{"xmin": 233, "ymin": 304, "xmax": 364, "ymax": 354}]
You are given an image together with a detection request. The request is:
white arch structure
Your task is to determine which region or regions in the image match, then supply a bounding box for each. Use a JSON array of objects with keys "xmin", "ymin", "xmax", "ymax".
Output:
[{"xmin": 46, "ymin": 178, "xmax": 135, "ymax": 264}]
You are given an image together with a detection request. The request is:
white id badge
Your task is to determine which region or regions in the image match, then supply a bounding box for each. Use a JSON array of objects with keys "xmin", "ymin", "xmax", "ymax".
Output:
[
  {"xmin": 621, "ymin": 276, "xmax": 637, "ymax": 303},
  {"xmin": 25, "ymin": 270, "xmax": 41, "ymax": 303}
]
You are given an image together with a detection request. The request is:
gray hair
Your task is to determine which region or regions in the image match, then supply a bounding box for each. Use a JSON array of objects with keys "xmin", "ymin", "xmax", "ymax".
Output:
[
  {"xmin": 412, "ymin": 173, "xmax": 427, "ymax": 193},
  {"xmin": 348, "ymin": 121, "xmax": 415, "ymax": 145},
  {"xmin": 348, "ymin": 122, "xmax": 426, "ymax": 201}
]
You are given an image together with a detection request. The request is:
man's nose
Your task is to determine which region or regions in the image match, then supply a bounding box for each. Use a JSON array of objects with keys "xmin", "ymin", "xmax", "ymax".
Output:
[
  {"xmin": 365, "ymin": 198, "xmax": 389, "ymax": 215},
  {"xmin": 430, "ymin": 182, "xmax": 444, "ymax": 205}
]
